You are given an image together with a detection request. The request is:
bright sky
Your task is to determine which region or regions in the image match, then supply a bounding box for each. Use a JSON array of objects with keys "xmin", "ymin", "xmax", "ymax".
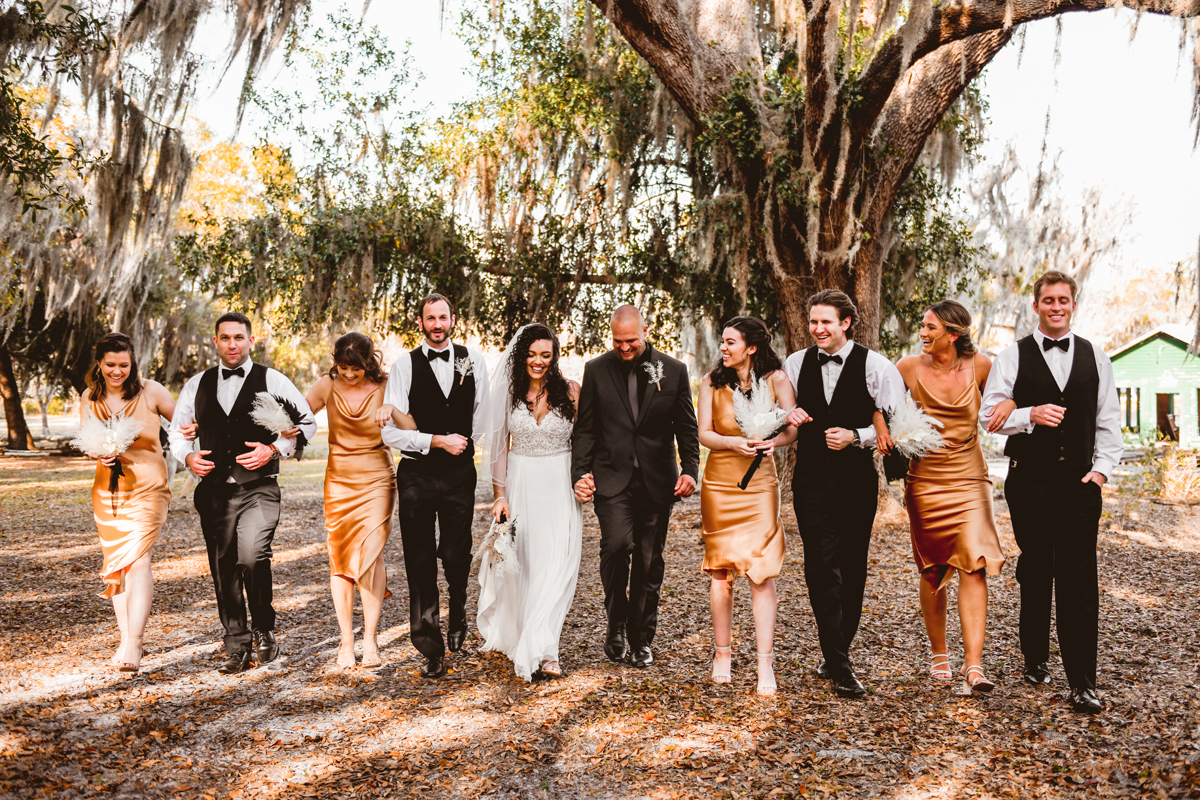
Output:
[{"xmin": 192, "ymin": 3, "xmax": 1200, "ymax": 283}]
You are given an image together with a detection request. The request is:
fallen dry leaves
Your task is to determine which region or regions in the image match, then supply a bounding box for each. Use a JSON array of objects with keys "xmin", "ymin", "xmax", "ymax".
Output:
[{"xmin": 0, "ymin": 453, "xmax": 1197, "ymax": 799}]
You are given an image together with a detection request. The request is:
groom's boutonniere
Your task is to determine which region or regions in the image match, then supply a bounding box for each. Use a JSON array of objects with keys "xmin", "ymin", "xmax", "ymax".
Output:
[
  {"xmin": 643, "ymin": 360, "xmax": 665, "ymax": 391},
  {"xmin": 455, "ymin": 356, "xmax": 474, "ymax": 385}
]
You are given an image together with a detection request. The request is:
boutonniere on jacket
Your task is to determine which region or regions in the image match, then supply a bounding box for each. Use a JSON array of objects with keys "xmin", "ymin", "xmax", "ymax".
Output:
[
  {"xmin": 455, "ymin": 356, "xmax": 474, "ymax": 385},
  {"xmin": 643, "ymin": 360, "xmax": 665, "ymax": 391}
]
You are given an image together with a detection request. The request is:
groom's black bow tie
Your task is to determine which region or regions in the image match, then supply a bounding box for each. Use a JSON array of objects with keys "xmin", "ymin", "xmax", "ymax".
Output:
[
  {"xmin": 817, "ymin": 352, "xmax": 844, "ymax": 366},
  {"xmin": 1042, "ymin": 337, "xmax": 1070, "ymax": 353},
  {"xmin": 222, "ymin": 367, "xmax": 245, "ymax": 379},
  {"xmin": 427, "ymin": 348, "xmax": 451, "ymax": 362}
]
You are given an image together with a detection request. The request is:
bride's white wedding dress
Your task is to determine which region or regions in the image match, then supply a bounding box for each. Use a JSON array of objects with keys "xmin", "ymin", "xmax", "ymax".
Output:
[{"xmin": 476, "ymin": 404, "xmax": 583, "ymax": 680}]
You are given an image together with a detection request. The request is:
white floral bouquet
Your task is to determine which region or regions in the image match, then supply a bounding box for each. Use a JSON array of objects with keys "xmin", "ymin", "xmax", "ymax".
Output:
[
  {"xmin": 731, "ymin": 374, "xmax": 794, "ymax": 490},
  {"xmin": 250, "ymin": 392, "xmax": 307, "ymax": 457},
  {"xmin": 887, "ymin": 393, "xmax": 945, "ymax": 459},
  {"xmin": 72, "ymin": 415, "xmax": 144, "ymax": 505},
  {"xmin": 474, "ymin": 514, "xmax": 518, "ymax": 580}
]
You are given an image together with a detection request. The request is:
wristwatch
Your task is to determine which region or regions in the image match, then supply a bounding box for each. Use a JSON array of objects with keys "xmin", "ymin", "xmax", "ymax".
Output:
[
  {"xmin": 269, "ymin": 444, "xmax": 281, "ymax": 459},
  {"xmin": 851, "ymin": 430, "xmax": 861, "ymax": 447}
]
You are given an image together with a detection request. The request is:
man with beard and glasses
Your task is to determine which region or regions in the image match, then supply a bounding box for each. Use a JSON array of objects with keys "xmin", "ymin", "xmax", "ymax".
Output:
[{"xmin": 381, "ymin": 294, "xmax": 489, "ymax": 679}]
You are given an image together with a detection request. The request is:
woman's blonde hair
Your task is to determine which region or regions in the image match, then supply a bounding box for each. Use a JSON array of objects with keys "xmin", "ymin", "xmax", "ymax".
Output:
[{"xmin": 925, "ymin": 300, "xmax": 977, "ymax": 357}]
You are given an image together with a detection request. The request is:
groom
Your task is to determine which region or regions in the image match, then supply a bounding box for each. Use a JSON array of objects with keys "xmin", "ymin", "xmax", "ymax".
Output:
[
  {"xmin": 381, "ymin": 293, "xmax": 489, "ymax": 679},
  {"xmin": 785, "ymin": 289, "xmax": 905, "ymax": 698},
  {"xmin": 169, "ymin": 312, "xmax": 317, "ymax": 674},
  {"xmin": 572, "ymin": 305, "xmax": 700, "ymax": 668},
  {"xmin": 981, "ymin": 270, "xmax": 1122, "ymax": 714}
]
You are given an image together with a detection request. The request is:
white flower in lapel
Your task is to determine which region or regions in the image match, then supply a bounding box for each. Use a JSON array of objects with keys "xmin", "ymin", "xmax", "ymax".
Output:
[
  {"xmin": 455, "ymin": 356, "xmax": 474, "ymax": 385},
  {"xmin": 643, "ymin": 359, "xmax": 665, "ymax": 391}
]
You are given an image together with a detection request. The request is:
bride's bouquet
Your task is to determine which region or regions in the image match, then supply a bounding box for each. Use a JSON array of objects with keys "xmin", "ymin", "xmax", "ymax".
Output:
[
  {"xmin": 71, "ymin": 415, "xmax": 144, "ymax": 505},
  {"xmin": 250, "ymin": 392, "xmax": 308, "ymax": 457},
  {"xmin": 732, "ymin": 375, "xmax": 794, "ymax": 490},
  {"xmin": 474, "ymin": 514, "xmax": 518, "ymax": 580}
]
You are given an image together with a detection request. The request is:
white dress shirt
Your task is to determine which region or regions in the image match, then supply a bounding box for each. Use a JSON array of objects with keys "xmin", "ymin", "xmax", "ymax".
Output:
[
  {"xmin": 783, "ymin": 339, "xmax": 907, "ymax": 448},
  {"xmin": 980, "ymin": 328, "xmax": 1124, "ymax": 478},
  {"xmin": 168, "ymin": 358, "xmax": 318, "ymax": 476},
  {"xmin": 381, "ymin": 341, "xmax": 490, "ymax": 454}
]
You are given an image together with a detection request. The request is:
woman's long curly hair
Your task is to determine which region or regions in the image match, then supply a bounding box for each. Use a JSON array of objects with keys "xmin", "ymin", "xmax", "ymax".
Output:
[
  {"xmin": 508, "ymin": 324, "xmax": 575, "ymax": 420},
  {"xmin": 709, "ymin": 316, "xmax": 783, "ymax": 391},
  {"xmin": 87, "ymin": 332, "xmax": 142, "ymax": 401},
  {"xmin": 328, "ymin": 332, "xmax": 388, "ymax": 383}
]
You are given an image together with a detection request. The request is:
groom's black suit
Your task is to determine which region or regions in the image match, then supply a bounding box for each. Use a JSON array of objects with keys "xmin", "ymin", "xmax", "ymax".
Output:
[{"xmin": 572, "ymin": 345, "xmax": 700, "ymax": 651}]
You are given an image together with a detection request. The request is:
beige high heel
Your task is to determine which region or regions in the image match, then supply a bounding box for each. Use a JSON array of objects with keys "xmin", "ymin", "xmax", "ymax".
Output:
[
  {"xmin": 336, "ymin": 643, "xmax": 356, "ymax": 669},
  {"xmin": 117, "ymin": 637, "xmax": 143, "ymax": 673},
  {"xmin": 756, "ymin": 651, "xmax": 776, "ymax": 697},
  {"xmin": 361, "ymin": 636, "xmax": 382, "ymax": 669},
  {"xmin": 712, "ymin": 645, "xmax": 732, "ymax": 684}
]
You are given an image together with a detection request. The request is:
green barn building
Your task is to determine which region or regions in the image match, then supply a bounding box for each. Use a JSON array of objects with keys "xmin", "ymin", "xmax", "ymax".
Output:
[{"xmin": 1108, "ymin": 323, "xmax": 1200, "ymax": 446}]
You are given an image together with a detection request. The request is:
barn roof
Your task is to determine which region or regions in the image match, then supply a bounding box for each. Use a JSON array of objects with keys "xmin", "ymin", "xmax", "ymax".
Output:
[{"xmin": 1108, "ymin": 323, "xmax": 1196, "ymax": 359}]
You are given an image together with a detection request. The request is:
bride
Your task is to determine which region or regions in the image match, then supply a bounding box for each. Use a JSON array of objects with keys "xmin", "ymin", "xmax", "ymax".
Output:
[{"xmin": 477, "ymin": 324, "xmax": 584, "ymax": 680}]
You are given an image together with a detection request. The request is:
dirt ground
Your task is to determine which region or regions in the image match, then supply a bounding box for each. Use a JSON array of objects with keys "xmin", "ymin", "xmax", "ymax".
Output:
[{"xmin": 0, "ymin": 451, "xmax": 1197, "ymax": 799}]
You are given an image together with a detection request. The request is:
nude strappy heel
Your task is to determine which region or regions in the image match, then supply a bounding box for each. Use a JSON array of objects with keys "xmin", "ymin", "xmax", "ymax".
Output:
[
  {"xmin": 930, "ymin": 653, "xmax": 952, "ymax": 681},
  {"xmin": 712, "ymin": 645, "xmax": 732, "ymax": 684},
  {"xmin": 962, "ymin": 664, "xmax": 994, "ymax": 693},
  {"xmin": 117, "ymin": 637, "xmax": 143, "ymax": 673},
  {"xmin": 756, "ymin": 651, "xmax": 777, "ymax": 697}
]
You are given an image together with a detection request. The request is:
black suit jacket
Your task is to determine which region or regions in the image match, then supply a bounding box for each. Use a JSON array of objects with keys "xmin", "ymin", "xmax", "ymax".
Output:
[{"xmin": 571, "ymin": 345, "xmax": 700, "ymax": 502}]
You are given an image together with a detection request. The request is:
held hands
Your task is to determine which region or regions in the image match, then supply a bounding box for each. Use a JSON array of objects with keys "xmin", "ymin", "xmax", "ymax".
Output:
[
  {"xmin": 574, "ymin": 473, "xmax": 596, "ymax": 504},
  {"xmin": 493, "ymin": 497, "xmax": 510, "ymax": 522},
  {"xmin": 985, "ymin": 399, "xmax": 1018, "ymax": 433},
  {"xmin": 674, "ymin": 474, "xmax": 697, "ymax": 498},
  {"xmin": 186, "ymin": 450, "xmax": 215, "ymax": 477},
  {"xmin": 236, "ymin": 442, "xmax": 277, "ymax": 471},
  {"xmin": 432, "ymin": 433, "xmax": 469, "ymax": 456},
  {"xmin": 1082, "ymin": 471, "xmax": 1106, "ymax": 487},
  {"xmin": 277, "ymin": 426, "xmax": 301, "ymax": 440},
  {"xmin": 787, "ymin": 407, "xmax": 813, "ymax": 427},
  {"xmin": 825, "ymin": 427, "xmax": 855, "ymax": 451},
  {"xmin": 178, "ymin": 422, "xmax": 199, "ymax": 441},
  {"xmin": 1030, "ymin": 404, "xmax": 1066, "ymax": 428}
]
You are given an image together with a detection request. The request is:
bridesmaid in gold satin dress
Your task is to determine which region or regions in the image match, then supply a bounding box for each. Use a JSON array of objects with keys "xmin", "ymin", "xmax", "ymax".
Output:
[
  {"xmin": 892, "ymin": 301, "xmax": 1006, "ymax": 692},
  {"xmin": 698, "ymin": 317, "xmax": 796, "ymax": 696},
  {"xmin": 304, "ymin": 333, "xmax": 401, "ymax": 669},
  {"xmin": 82, "ymin": 332, "xmax": 187, "ymax": 673}
]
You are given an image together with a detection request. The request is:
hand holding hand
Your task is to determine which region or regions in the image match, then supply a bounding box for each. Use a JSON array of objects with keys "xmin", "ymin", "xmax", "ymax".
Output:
[
  {"xmin": 574, "ymin": 473, "xmax": 595, "ymax": 504},
  {"xmin": 236, "ymin": 442, "xmax": 276, "ymax": 470},
  {"xmin": 1082, "ymin": 471, "xmax": 1106, "ymax": 487},
  {"xmin": 1030, "ymin": 404, "xmax": 1066, "ymax": 428},
  {"xmin": 493, "ymin": 497, "xmax": 510, "ymax": 522},
  {"xmin": 985, "ymin": 399, "xmax": 1018, "ymax": 433},
  {"xmin": 277, "ymin": 426, "xmax": 301, "ymax": 440},
  {"xmin": 825, "ymin": 427, "xmax": 854, "ymax": 451},
  {"xmin": 787, "ymin": 407, "xmax": 813, "ymax": 427},
  {"xmin": 674, "ymin": 474, "xmax": 697, "ymax": 497},
  {"xmin": 186, "ymin": 450, "xmax": 214, "ymax": 477},
  {"xmin": 178, "ymin": 422, "xmax": 199, "ymax": 441},
  {"xmin": 433, "ymin": 433, "xmax": 469, "ymax": 456}
]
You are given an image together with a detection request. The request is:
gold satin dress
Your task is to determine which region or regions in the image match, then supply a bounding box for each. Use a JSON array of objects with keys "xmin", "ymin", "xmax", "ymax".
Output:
[
  {"xmin": 90, "ymin": 392, "xmax": 171, "ymax": 599},
  {"xmin": 700, "ymin": 384, "xmax": 786, "ymax": 583},
  {"xmin": 324, "ymin": 382, "xmax": 396, "ymax": 585},
  {"xmin": 904, "ymin": 375, "xmax": 1006, "ymax": 590}
]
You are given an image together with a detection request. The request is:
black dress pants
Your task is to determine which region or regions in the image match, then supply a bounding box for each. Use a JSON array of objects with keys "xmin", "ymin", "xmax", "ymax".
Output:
[
  {"xmin": 594, "ymin": 468, "xmax": 672, "ymax": 649},
  {"xmin": 1005, "ymin": 465, "xmax": 1103, "ymax": 692},
  {"xmin": 395, "ymin": 458, "xmax": 476, "ymax": 660},
  {"xmin": 792, "ymin": 468, "xmax": 879, "ymax": 679},
  {"xmin": 194, "ymin": 477, "xmax": 281, "ymax": 653}
]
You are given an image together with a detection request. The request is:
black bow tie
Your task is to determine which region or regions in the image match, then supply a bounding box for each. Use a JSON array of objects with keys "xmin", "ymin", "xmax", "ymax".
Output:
[
  {"xmin": 1043, "ymin": 337, "xmax": 1070, "ymax": 353},
  {"xmin": 222, "ymin": 367, "xmax": 245, "ymax": 379},
  {"xmin": 427, "ymin": 348, "xmax": 451, "ymax": 362},
  {"xmin": 817, "ymin": 352, "xmax": 844, "ymax": 366}
]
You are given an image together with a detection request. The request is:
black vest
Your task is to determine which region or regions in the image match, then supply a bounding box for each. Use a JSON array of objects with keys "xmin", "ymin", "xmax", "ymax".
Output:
[
  {"xmin": 195, "ymin": 363, "xmax": 280, "ymax": 485},
  {"xmin": 793, "ymin": 343, "xmax": 878, "ymax": 480},
  {"xmin": 403, "ymin": 344, "xmax": 476, "ymax": 467},
  {"xmin": 1004, "ymin": 334, "xmax": 1098, "ymax": 478}
]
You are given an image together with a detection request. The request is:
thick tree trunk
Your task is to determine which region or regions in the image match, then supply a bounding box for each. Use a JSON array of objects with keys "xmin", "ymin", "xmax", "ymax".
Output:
[{"xmin": 0, "ymin": 341, "xmax": 36, "ymax": 450}]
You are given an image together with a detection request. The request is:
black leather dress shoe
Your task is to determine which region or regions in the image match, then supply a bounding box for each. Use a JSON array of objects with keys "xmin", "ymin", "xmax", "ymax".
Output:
[
  {"xmin": 831, "ymin": 672, "xmax": 866, "ymax": 699},
  {"xmin": 253, "ymin": 631, "xmax": 278, "ymax": 665},
  {"xmin": 447, "ymin": 629, "xmax": 466, "ymax": 653},
  {"xmin": 1070, "ymin": 688, "xmax": 1102, "ymax": 714},
  {"xmin": 816, "ymin": 660, "xmax": 830, "ymax": 679},
  {"xmin": 1023, "ymin": 661, "xmax": 1053, "ymax": 686},
  {"xmin": 419, "ymin": 656, "xmax": 446, "ymax": 679},
  {"xmin": 630, "ymin": 645, "xmax": 654, "ymax": 668},
  {"xmin": 218, "ymin": 650, "xmax": 252, "ymax": 675},
  {"xmin": 604, "ymin": 626, "xmax": 628, "ymax": 663}
]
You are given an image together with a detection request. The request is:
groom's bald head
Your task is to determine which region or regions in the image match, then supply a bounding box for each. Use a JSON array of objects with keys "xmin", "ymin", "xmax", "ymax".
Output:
[{"xmin": 611, "ymin": 304, "xmax": 648, "ymax": 361}]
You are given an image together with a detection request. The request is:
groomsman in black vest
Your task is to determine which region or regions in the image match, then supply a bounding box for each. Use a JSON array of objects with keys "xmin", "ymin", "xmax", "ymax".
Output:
[
  {"xmin": 784, "ymin": 290, "xmax": 905, "ymax": 698},
  {"xmin": 381, "ymin": 294, "xmax": 489, "ymax": 679},
  {"xmin": 982, "ymin": 270, "xmax": 1122, "ymax": 714},
  {"xmin": 169, "ymin": 312, "xmax": 317, "ymax": 674}
]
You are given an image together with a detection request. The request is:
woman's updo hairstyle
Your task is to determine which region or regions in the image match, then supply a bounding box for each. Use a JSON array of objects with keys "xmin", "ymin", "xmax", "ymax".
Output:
[
  {"xmin": 328, "ymin": 332, "xmax": 388, "ymax": 383},
  {"xmin": 925, "ymin": 300, "xmax": 977, "ymax": 358}
]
